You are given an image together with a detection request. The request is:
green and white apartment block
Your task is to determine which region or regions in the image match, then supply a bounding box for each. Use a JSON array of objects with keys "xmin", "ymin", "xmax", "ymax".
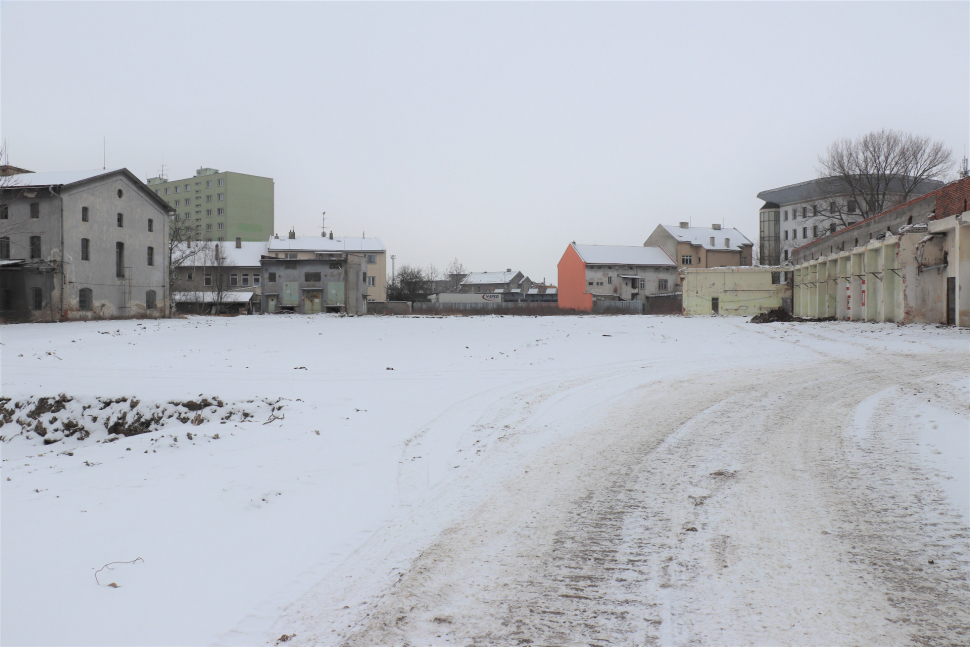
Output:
[{"xmin": 147, "ymin": 167, "xmax": 274, "ymax": 243}]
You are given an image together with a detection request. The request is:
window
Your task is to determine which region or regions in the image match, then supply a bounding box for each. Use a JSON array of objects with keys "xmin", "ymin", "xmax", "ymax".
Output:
[
  {"xmin": 230, "ymin": 273, "xmax": 238, "ymax": 286},
  {"xmin": 813, "ymin": 204, "xmax": 818, "ymax": 217},
  {"xmin": 206, "ymin": 195, "xmax": 212, "ymax": 203},
  {"xmin": 724, "ymin": 238, "xmax": 730, "ymax": 247},
  {"xmin": 174, "ymin": 186, "xmax": 180, "ymax": 194},
  {"xmin": 148, "ymin": 218, "xmax": 154, "ymax": 232},
  {"xmin": 0, "ymin": 288, "xmax": 11, "ymax": 310},
  {"xmin": 145, "ymin": 290, "xmax": 156, "ymax": 311},
  {"xmin": 184, "ymin": 212, "xmax": 190, "ymax": 219},
  {"xmin": 0, "ymin": 204, "xmax": 7, "ymax": 220},
  {"xmin": 784, "ymin": 249, "xmax": 789, "ymax": 260},
  {"xmin": 206, "ymin": 209, "xmax": 212, "ymax": 217},
  {"xmin": 253, "ymin": 275, "xmax": 260, "ymax": 287},
  {"xmin": 783, "ymin": 210, "xmax": 788, "ymax": 221},
  {"xmin": 607, "ymin": 276, "xmax": 613, "ymax": 285},
  {"xmin": 657, "ymin": 278, "xmax": 668, "ymax": 292},
  {"xmin": 195, "ymin": 224, "xmax": 201, "ymax": 230},
  {"xmin": 217, "ymin": 193, "xmax": 224, "ymax": 201},
  {"xmin": 185, "ymin": 184, "xmax": 191, "ymax": 192},
  {"xmin": 242, "ymin": 274, "xmax": 249, "ymax": 286},
  {"xmin": 812, "ymin": 225, "xmax": 818, "ymax": 238},
  {"xmin": 155, "ymin": 189, "xmax": 160, "ymax": 195},
  {"xmin": 217, "ymin": 208, "xmax": 224, "ymax": 216},
  {"xmin": 115, "ymin": 242, "xmax": 125, "ymax": 277},
  {"xmin": 588, "ymin": 280, "xmax": 594, "ymax": 286},
  {"xmin": 829, "ymin": 201, "xmax": 836, "ymax": 213},
  {"xmin": 78, "ymin": 288, "xmax": 92, "ymax": 311},
  {"xmin": 174, "ymin": 200, "xmax": 180, "ymax": 207},
  {"xmin": 830, "ymin": 222, "xmax": 837, "ymax": 233},
  {"xmin": 30, "ymin": 235, "xmax": 41, "ymax": 259},
  {"xmin": 30, "ymin": 203, "xmax": 40, "ymax": 218},
  {"xmin": 267, "ymin": 272, "xmax": 276, "ymax": 283},
  {"xmin": 82, "ymin": 206, "xmax": 89, "ymax": 222},
  {"xmin": 206, "ymin": 180, "xmax": 212, "ymax": 188},
  {"xmin": 217, "ymin": 178, "xmax": 224, "ymax": 186},
  {"xmin": 217, "ymin": 236, "xmax": 224, "ymax": 242},
  {"xmin": 802, "ymin": 207, "xmax": 807, "ymax": 218},
  {"xmin": 147, "ymin": 246, "xmax": 154, "ymax": 266},
  {"xmin": 117, "ymin": 213, "xmax": 124, "ymax": 227},
  {"xmin": 286, "ymin": 253, "xmax": 298, "ymax": 260},
  {"xmin": 31, "ymin": 287, "xmax": 43, "ymax": 310},
  {"xmin": 681, "ymin": 255, "xmax": 693, "ymax": 265},
  {"xmin": 206, "ymin": 223, "xmax": 212, "ymax": 231},
  {"xmin": 366, "ymin": 254, "xmax": 376, "ymax": 264},
  {"xmin": 284, "ymin": 261, "xmax": 297, "ymax": 270},
  {"xmin": 784, "ymin": 230, "xmax": 789, "ymax": 240},
  {"xmin": 847, "ymin": 200, "xmax": 857, "ymax": 213},
  {"xmin": 81, "ymin": 238, "xmax": 90, "ymax": 261},
  {"xmin": 186, "ymin": 270, "xmax": 193, "ymax": 281},
  {"xmin": 204, "ymin": 273, "xmax": 212, "ymax": 286},
  {"xmin": 175, "ymin": 214, "xmax": 181, "ymax": 221},
  {"xmin": 165, "ymin": 188, "xmax": 170, "ymax": 195},
  {"xmin": 305, "ymin": 272, "xmax": 322, "ymax": 282},
  {"xmin": 0, "ymin": 237, "xmax": 8, "ymax": 259},
  {"xmin": 803, "ymin": 227, "xmax": 808, "ymax": 238},
  {"xmin": 217, "ymin": 222, "xmax": 224, "ymax": 230},
  {"xmin": 367, "ymin": 276, "xmax": 376, "ymax": 287}
]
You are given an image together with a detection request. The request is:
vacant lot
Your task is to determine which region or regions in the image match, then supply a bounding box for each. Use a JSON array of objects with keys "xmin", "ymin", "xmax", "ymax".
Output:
[{"xmin": 2, "ymin": 315, "xmax": 967, "ymax": 646}]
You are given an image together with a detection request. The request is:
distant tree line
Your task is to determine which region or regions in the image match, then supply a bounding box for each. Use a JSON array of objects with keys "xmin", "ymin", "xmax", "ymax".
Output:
[{"xmin": 386, "ymin": 258, "xmax": 466, "ymax": 302}]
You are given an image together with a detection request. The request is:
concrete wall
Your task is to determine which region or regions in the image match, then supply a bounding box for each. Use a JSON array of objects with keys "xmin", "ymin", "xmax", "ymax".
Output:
[{"xmin": 682, "ymin": 267, "xmax": 789, "ymax": 316}]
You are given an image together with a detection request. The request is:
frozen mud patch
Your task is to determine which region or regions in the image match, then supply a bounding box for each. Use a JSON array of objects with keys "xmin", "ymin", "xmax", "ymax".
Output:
[{"xmin": 0, "ymin": 395, "xmax": 286, "ymax": 447}]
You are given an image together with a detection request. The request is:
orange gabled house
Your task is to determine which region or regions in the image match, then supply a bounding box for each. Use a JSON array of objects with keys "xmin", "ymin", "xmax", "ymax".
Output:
[{"xmin": 557, "ymin": 242, "xmax": 678, "ymax": 312}]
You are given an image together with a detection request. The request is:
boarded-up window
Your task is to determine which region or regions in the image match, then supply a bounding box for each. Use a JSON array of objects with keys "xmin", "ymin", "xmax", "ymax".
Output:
[
  {"xmin": 148, "ymin": 218, "xmax": 154, "ymax": 232},
  {"xmin": 147, "ymin": 246, "xmax": 154, "ymax": 266},
  {"xmin": 79, "ymin": 288, "xmax": 93, "ymax": 311},
  {"xmin": 304, "ymin": 272, "xmax": 322, "ymax": 282},
  {"xmin": 0, "ymin": 237, "xmax": 9, "ymax": 259},
  {"xmin": 30, "ymin": 236, "xmax": 41, "ymax": 259},
  {"xmin": 145, "ymin": 290, "xmax": 156, "ymax": 311},
  {"xmin": 31, "ymin": 287, "xmax": 43, "ymax": 310},
  {"xmin": 81, "ymin": 238, "xmax": 90, "ymax": 261},
  {"xmin": 267, "ymin": 272, "xmax": 276, "ymax": 283},
  {"xmin": 30, "ymin": 203, "xmax": 39, "ymax": 218}
]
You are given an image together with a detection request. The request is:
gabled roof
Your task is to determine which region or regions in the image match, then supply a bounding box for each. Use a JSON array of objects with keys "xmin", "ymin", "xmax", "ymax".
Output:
[
  {"xmin": 267, "ymin": 236, "xmax": 385, "ymax": 253},
  {"xmin": 462, "ymin": 271, "xmax": 522, "ymax": 285},
  {"xmin": 658, "ymin": 225, "xmax": 753, "ymax": 251},
  {"xmin": 572, "ymin": 244, "xmax": 675, "ymax": 266},
  {"xmin": 2, "ymin": 168, "xmax": 174, "ymax": 212}
]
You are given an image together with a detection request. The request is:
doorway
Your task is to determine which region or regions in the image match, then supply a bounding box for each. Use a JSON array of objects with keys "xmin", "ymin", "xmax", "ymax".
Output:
[
  {"xmin": 946, "ymin": 277, "xmax": 956, "ymax": 325},
  {"xmin": 711, "ymin": 297, "xmax": 720, "ymax": 315},
  {"xmin": 305, "ymin": 290, "xmax": 322, "ymax": 314}
]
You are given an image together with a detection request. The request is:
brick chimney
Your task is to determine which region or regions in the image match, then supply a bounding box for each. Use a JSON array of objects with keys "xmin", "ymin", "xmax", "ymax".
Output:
[
  {"xmin": 288, "ymin": 228, "xmax": 296, "ymax": 239},
  {"xmin": 679, "ymin": 222, "xmax": 689, "ymax": 229}
]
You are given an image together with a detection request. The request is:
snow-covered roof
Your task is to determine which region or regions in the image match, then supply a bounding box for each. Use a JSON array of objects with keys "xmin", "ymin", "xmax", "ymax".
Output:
[
  {"xmin": 174, "ymin": 241, "xmax": 267, "ymax": 267},
  {"xmin": 527, "ymin": 287, "xmax": 557, "ymax": 294},
  {"xmin": 572, "ymin": 244, "xmax": 675, "ymax": 266},
  {"xmin": 2, "ymin": 168, "xmax": 125, "ymax": 188},
  {"xmin": 462, "ymin": 271, "xmax": 520, "ymax": 285},
  {"xmin": 659, "ymin": 225, "xmax": 753, "ymax": 251},
  {"xmin": 267, "ymin": 236, "xmax": 385, "ymax": 253}
]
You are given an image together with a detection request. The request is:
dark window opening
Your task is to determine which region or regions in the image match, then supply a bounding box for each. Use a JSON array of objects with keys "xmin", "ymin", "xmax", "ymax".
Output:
[
  {"xmin": 0, "ymin": 204, "xmax": 7, "ymax": 220},
  {"xmin": 145, "ymin": 290, "xmax": 156, "ymax": 311},
  {"xmin": 847, "ymin": 200, "xmax": 857, "ymax": 213},
  {"xmin": 812, "ymin": 225, "xmax": 818, "ymax": 238},
  {"xmin": 829, "ymin": 202, "xmax": 836, "ymax": 213},
  {"xmin": 117, "ymin": 189, "xmax": 124, "ymax": 199},
  {"xmin": 79, "ymin": 288, "xmax": 92, "ymax": 311},
  {"xmin": 148, "ymin": 218, "xmax": 153, "ymax": 232},
  {"xmin": 283, "ymin": 261, "xmax": 297, "ymax": 270},
  {"xmin": 147, "ymin": 246, "xmax": 154, "ymax": 266},
  {"xmin": 30, "ymin": 203, "xmax": 39, "ymax": 218},
  {"xmin": 117, "ymin": 213, "xmax": 124, "ymax": 227},
  {"xmin": 0, "ymin": 236, "xmax": 9, "ymax": 259},
  {"xmin": 30, "ymin": 235, "xmax": 41, "ymax": 259},
  {"xmin": 115, "ymin": 242, "xmax": 125, "ymax": 277},
  {"xmin": 304, "ymin": 272, "xmax": 322, "ymax": 282},
  {"xmin": 268, "ymin": 272, "xmax": 277, "ymax": 283},
  {"xmin": 31, "ymin": 287, "xmax": 43, "ymax": 310},
  {"xmin": 830, "ymin": 222, "xmax": 837, "ymax": 233},
  {"xmin": 82, "ymin": 206, "xmax": 89, "ymax": 222},
  {"xmin": 81, "ymin": 238, "xmax": 90, "ymax": 261},
  {"xmin": 329, "ymin": 262, "xmax": 342, "ymax": 269}
]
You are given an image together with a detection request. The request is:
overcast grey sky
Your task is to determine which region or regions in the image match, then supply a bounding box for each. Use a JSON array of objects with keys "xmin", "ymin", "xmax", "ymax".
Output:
[{"xmin": 3, "ymin": 2, "xmax": 967, "ymax": 282}]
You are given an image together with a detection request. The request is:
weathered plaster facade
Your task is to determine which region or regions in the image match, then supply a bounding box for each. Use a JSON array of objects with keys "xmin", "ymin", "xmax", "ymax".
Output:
[{"xmin": 681, "ymin": 267, "xmax": 790, "ymax": 316}]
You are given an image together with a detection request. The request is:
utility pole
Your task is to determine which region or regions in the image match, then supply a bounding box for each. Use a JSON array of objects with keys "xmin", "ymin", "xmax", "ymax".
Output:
[{"xmin": 321, "ymin": 212, "xmax": 326, "ymax": 237}]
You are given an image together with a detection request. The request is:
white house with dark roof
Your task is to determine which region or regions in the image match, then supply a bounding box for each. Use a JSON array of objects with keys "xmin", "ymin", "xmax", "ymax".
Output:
[{"xmin": 0, "ymin": 168, "xmax": 173, "ymax": 321}]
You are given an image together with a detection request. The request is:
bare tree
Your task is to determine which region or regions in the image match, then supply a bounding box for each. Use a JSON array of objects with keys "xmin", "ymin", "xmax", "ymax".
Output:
[
  {"xmin": 816, "ymin": 129, "xmax": 953, "ymax": 225},
  {"xmin": 386, "ymin": 264, "xmax": 427, "ymax": 302},
  {"xmin": 198, "ymin": 241, "xmax": 229, "ymax": 313},
  {"xmin": 445, "ymin": 258, "xmax": 466, "ymax": 292},
  {"xmin": 425, "ymin": 262, "xmax": 441, "ymax": 295}
]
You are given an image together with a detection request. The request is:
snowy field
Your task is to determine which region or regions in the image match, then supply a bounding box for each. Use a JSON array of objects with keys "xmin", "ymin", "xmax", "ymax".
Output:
[{"xmin": 1, "ymin": 314, "xmax": 968, "ymax": 646}]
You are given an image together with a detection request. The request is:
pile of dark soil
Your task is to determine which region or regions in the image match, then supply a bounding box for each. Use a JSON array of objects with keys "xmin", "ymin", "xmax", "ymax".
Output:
[{"xmin": 750, "ymin": 308, "xmax": 794, "ymax": 323}]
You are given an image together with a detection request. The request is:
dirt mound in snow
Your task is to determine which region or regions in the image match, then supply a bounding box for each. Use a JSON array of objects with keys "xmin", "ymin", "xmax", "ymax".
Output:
[{"xmin": 749, "ymin": 309, "xmax": 837, "ymax": 324}]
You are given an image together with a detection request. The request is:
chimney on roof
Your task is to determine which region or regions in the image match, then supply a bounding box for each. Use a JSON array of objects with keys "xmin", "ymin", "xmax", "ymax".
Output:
[
  {"xmin": 679, "ymin": 222, "xmax": 689, "ymax": 229},
  {"xmin": 506, "ymin": 268, "xmax": 511, "ymax": 272},
  {"xmin": 329, "ymin": 231, "xmax": 333, "ymax": 240},
  {"xmin": 235, "ymin": 237, "xmax": 242, "ymax": 249},
  {"xmin": 712, "ymin": 223, "xmax": 721, "ymax": 230},
  {"xmin": 288, "ymin": 228, "xmax": 296, "ymax": 239}
]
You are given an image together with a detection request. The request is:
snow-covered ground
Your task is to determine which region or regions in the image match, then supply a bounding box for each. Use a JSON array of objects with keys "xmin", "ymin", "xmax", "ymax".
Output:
[{"xmin": 1, "ymin": 314, "xmax": 967, "ymax": 646}]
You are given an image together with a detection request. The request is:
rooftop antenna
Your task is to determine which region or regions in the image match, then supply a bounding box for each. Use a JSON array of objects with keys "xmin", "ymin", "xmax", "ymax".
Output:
[
  {"xmin": 159, "ymin": 164, "xmax": 167, "ymax": 181},
  {"xmin": 321, "ymin": 211, "xmax": 326, "ymax": 237},
  {"xmin": 960, "ymin": 154, "xmax": 969, "ymax": 179}
]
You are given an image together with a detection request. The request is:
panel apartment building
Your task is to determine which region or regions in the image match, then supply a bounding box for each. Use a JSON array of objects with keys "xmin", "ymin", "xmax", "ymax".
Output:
[{"xmin": 147, "ymin": 167, "xmax": 274, "ymax": 243}]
